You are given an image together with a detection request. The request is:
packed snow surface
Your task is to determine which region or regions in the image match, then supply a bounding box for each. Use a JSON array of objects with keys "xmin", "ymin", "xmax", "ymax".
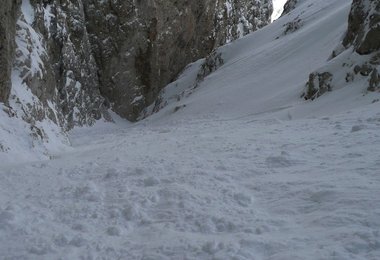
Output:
[{"xmin": 1, "ymin": 0, "xmax": 380, "ymax": 259}]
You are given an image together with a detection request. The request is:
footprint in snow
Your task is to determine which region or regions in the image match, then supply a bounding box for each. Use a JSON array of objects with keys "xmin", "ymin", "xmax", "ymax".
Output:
[
  {"xmin": 343, "ymin": 152, "xmax": 363, "ymax": 159},
  {"xmin": 72, "ymin": 223, "xmax": 87, "ymax": 232},
  {"xmin": 106, "ymin": 226, "xmax": 121, "ymax": 236},
  {"xmin": 53, "ymin": 234, "xmax": 69, "ymax": 247},
  {"xmin": 142, "ymin": 176, "xmax": 160, "ymax": 187},
  {"xmin": 104, "ymin": 168, "xmax": 119, "ymax": 180},
  {"xmin": 69, "ymin": 235, "xmax": 87, "ymax": 248},
  {"xmin": 73, "ymin": 183, "xmax": 102, "ymax": 202},
  {"xmin": 28, "ymin": 238, "xmax": 53, "ymax": 255},
  {"xmin": 265, "ymin": 156, "xmax": 294, "ymax": 168},
  {"xmin": 351, "ymin": 125, "xmax": 366, "ymax": 133},
  {"xmin": 158, "ymin": 129, "xmax": 171, "ymax": 134},
  {"xmin": 122, "ymin": 204, "xmax": 144, "ymax": 222},
  {"xmin": 307, "ymin": 190, "xmax": 338, "ymax": 205},
  {"xmin": 0, "ymin": 209, "xmax": 15, "ymax": 229},
  {"xmin": 202, "ymin": 241, "xmax": 221, "ymax": 254},
  {"xmin": 234, "ymin": 192, "xmax": 252, "ymax": 207},
  {"xmin": 213, "ymin": 217, "xmax": 237, "ymax": 232}
]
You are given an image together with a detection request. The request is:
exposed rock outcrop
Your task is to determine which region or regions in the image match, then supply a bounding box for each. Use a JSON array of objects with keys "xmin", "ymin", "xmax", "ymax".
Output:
[
  {"xmin": 6, "ymin": 0, "xmax": 110, "ymax": 131},
  {"xmin": 0, "ymin": 1, "xmax": 21, "ymax": 102},
  {"xmin": 304, "ymin": 0, "xmax": 380, "ymax": 99},
  {"xmin": 34, "ymin": 0, "xmax": 110, "ymax": 129},
  {"xmin": 1, "ymin": 0, "xmax": 273, "ymax": 126},
  {"xmin": 304, "ymin": 72, "xmax": 333, "ymax": 100},
  {"xmin": 282, "ymin": 0, "xmax": 298, "ymax": 16},
  {"xmin": 196, "ymin": 51, "xmax": 225, "ymax": 84},
  {"xmin": 343, "ymin": 0, "xmax": 380, "ymax": 92},
  {"xmin": 83, "ymin": 0, "xmax": 273, "ymax": 120},
  {"xmin": 343, "ymin": 0, "xmax": 380, "ymax": 55}
]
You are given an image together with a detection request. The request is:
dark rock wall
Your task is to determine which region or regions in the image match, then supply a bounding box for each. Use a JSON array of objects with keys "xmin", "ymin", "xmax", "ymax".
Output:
[
  {"xmin": 343, "ymin": 0, "xmax": 380, "ymax": 55},
  {"xmin": 34, "ymin": 0, "xmax": 109, "ymax": 128},
  {"xmin": 0, "ymin": 0, "xmax": 21, "ymax": 103},
  {"xmin": 281, "ymin": 0, "xmax": 298, "ymax": 16},
  {"xmin": 1, "ymin": 0, "xmax": 273, "ymax": 127},
  {"xmin": 340, "ymin": 0, "xmax": 380, "ymax": 92},
  {"xmin": 7, "ymin": 0, "xmax": 110, "ymax": 130},
  {"xmin": 83, "ymin": 0, "xmax": 273, "ymax": 120}
]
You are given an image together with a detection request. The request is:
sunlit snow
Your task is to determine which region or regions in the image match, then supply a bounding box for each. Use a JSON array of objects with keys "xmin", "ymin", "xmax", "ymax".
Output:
[{"xmin": 271, "ymin": 0, "xmax": 289, "ymax": 22}]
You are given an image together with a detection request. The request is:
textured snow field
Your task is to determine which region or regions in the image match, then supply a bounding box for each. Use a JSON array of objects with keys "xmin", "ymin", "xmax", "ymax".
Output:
[
  {"xmin": 1, "ymin": 102, "xmax": 380, "ymax": 259},
  {"xmin": 1, "ymin": 0, "xmax": 380, "ymax": 259}
]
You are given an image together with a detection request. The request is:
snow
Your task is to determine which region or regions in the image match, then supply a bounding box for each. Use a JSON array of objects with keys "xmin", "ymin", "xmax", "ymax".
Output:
[
  {"xmin": 16, "ymin": 0, "xmax": 46, "ymax": 78},
  {"xmin": 1, "ymin": 0, "xmax": 380, "ymax": 259},
  {"xmin": 43, "ymin": 4, "xmax": 54, "ymax": 37},
  {"xmin": 272, "ymin": 0, "xmax": 288, "ymax": 22},
  {"xmin": 20, "ymin": 0, "xmax": 35, "ymax": 24}
]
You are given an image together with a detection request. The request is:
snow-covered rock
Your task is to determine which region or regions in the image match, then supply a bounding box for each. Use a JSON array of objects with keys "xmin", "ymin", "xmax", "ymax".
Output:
[{"xmin": 304, "ymin": 0, "xmax": 380, "ymax": 100}]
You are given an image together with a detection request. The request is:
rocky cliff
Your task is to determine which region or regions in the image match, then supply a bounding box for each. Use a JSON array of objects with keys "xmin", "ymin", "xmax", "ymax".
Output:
[
  {"xmin": 0, "ymin": 0, "xmax": 273, "ymax": 129},
  {"xmin": 281, "ymin": 0, "xmax": 298, "ymax": 16},
  {"xmin": 0, "ymin": 0, "xmax": 21, "ymax": 102},
  {"xmin": 83, "ymin": 0, "xmax": 273, "ymax": 120},
  {"xmin": 304, "ymin": 0, "xmax": 380, "ymax": 99},
  {"xmin": 343, "ymin": 0, "xmax": 380, "ymax": 55}
]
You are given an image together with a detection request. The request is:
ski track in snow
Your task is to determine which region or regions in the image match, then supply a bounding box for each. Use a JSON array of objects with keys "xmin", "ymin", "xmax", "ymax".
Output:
[{"xmin": 1, "ymin": 104, "xmax": 380, "ymax": 259}]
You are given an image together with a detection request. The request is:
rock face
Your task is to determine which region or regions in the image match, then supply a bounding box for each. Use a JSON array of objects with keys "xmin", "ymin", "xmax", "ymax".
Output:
[
  {"xmin": 0, "ymin": 0, "xmax": 21, "ymax": 102},
  {"xmin": 12, "ymin": 0, "xmax": 110, "ymax": 130},
  {"xmin": 304, "ymin": 72, "xmax": 333, "ymax": 100},
  {"xmin": 281, "ymin": 0, "xmax": 298, "ymax": 16},
  {"xmin": 0, "ymin": 0, "xmax": 273, "ymax": 129},
  {"xmin": 83, "ymin": 0, "xmax": 272, "ymax": 120},
  {"xmin": 341, "ymin": 0, "xmax": 380, "ymax": 93},
  {"xmin": 343, "ymin": 0, "xmax": 380, "ymax": 55},
  {"xmin": 304, "ymin": 0, "xmax": 380, "ymax": 100}
]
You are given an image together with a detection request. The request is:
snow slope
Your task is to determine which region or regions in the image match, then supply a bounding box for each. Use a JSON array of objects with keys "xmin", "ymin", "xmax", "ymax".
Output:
[
  {"xmin": 147, "ymin": 0, "xmax": 371, "ymax": 123},
  {"xmin": 1, "ymin": 0, "xmax": 380, "ymax": 259}
]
